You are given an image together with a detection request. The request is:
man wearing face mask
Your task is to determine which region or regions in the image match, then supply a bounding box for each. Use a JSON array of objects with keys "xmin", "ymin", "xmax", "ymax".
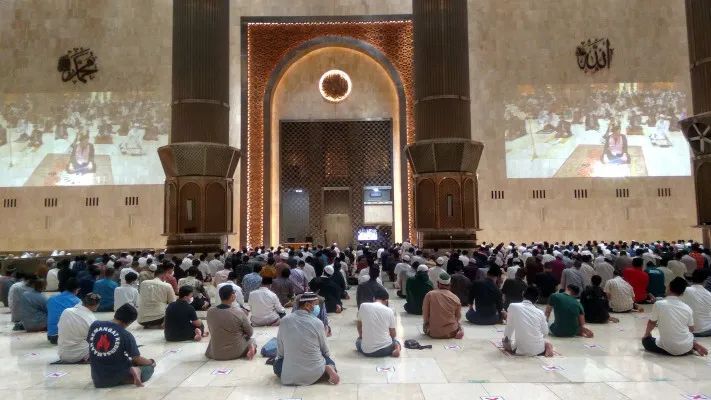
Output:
[
  {"xmin": 164, "ymin": 286, "xmax": 208, "ymax": 342},
  {"xmin": 356, "ymin": 291, "xmax": 401, "ymax": 357},
  {"xmin": 274, "ymin": 292, "xmax": 340, "ymax": 385}
]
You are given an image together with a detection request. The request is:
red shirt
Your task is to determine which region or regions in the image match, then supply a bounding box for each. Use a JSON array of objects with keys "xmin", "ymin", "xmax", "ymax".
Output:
[
  {"xmin": 690, "ymin": 252, "xmax": 705, "ymax": 269},
  {"xmin": 623, "ymin": 267, "xmax": 649, "ymax": 303},
  {"xmin": 161, "ymin": 274, "xmax": 178, "ymax": 294},
  {"xmin": 550, "ymin": 259, "xmax": 566, "ymax": 282}
]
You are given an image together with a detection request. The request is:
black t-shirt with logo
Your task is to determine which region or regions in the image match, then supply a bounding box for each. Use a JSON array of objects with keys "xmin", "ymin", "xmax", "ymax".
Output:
[{"xmin": 87, "ymin": 320, "xmax": 140, "ymax": 388}]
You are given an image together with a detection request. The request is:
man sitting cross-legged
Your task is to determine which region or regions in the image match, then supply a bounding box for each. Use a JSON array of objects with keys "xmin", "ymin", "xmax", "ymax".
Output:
[
  {"xmin": 642, "ymin": 277, "xmax": 709, "ymax": 356},
  {"xmin": 545, "ymin": 284, "xmax": 594, "ymax": 338},
  {"xmin": 422, "ymin": 272, "xmax": 464, "ymax": 339},
  {"xmin": 274, "ymin": 292, "xmax": 339, "ymax": 386},
  {"xmin": 205, "ymin": 285, "xmax": 257, "ymax": 361},
  {"xmin": 57, "ymin": 293, "xmax": 100, "ymax": 363},
  {"xmin": 356, "ymin": 290, "xmax": 401, "ymax": 357},
  {"xmin": 87, "ymin": 304, "xmax": 157, "ymax": 388},
  {"xmin": 503, "ymin": 286, "xmax": 554, "ymax": 356},
  {"xmin": 164, "ymin": 286, "xmax": 208, "ymax": 342}
]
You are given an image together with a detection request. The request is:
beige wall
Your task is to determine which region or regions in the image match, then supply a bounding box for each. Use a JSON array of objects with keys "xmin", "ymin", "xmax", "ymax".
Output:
[
  {"xmin": 0, "ymin": 0, "xmax": 700, "ymax": 251},
  {"xmin": 270, "ymin": 47, "xmax": 401, "ymax": 245}
]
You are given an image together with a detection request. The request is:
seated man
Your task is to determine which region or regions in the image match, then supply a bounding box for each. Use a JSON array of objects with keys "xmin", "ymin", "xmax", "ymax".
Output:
[
  {"xmin": 580, "ymin": 275, "xmax": 619, "ymax": 324},
  {"xmin": 205, "ymin": 285, "xmax": 257, "ymax": 360},
  {"xmin": 545, "ymin": 284, "xmax": 594, "ymax": 338},
  {"xmin": 356, "ymin": 266, "xmax": 388, "ymax": 308},
  {"xmin": 88, "ymin": 304, "xmax": 157, "ymax": 388},
  {"xmin": 137, "ymin": 267, "xmax": 176, "ymax": 329},
  {"xmin": 20, "ymin": 279, "xmax": 48, "ymax": 332},
  {"xmin": 57, "ymin": 293, "xmax": 100, "ymax": 363},
  {"xmin": 404, "ymin": 265, "xmax": 434, "ymax": 315},
  {"xmin": 92, "ymin": 267, "xmax": 118, "ymax": 312},
  {"xmin": 67, "ymin": 133, "xmax": 96, "ymax": 174},
  {"xmin": 216, "ymin": 271, "xmax": 247, "ymax": 309},
  {"xmin": 503, "ymin": 287, "xmax": 553, "ymax": 356},
  {"xmin": 178, "ymin": 267, "xmax": 211, "ymax": 311},
  {"xmin": 624, "ymin": 257, "xmax": 652, "ymax": 304},
  {"xmin": 449, "ymin": 270, "xmax": 472, "ymax": 306},
  {"xmin": 645, "ymin": 261, "xmax": 667, "ymax": 299},
  {"xmin": 501, "ymin": 267, "xmax": 528, "ymax": 309},
  {"xmin": 47, "ymin": 278, "xmax": 81, "ymax": 344},
  {"xmin": 466, "ymin": 266, "xmax": 506, "ymax": 325},
  {"xmin": 292, "ymin": 293, "xmax": 331, "ymax": 337},
  {"xmin": 605, "ymin": 270, "xmax": 644, "ymax": 313},
  {"xmin": 77, "ymin": 268, "xmax": 99, "ymax": 300},
  {"xmin": 274, "ymin": 292, "xmax": 340, "ymax": 385},
  {"xmin": 356, "ymin": 291, "xmax": 401, "ymax": 357},
  {"xmin": 422, "ymin": 272, "xmax": 464, "ymax": 339},
  {"xmin": 248, "ymin": 277, "xmax": 286, "ymax": 327},
  {"xmin": 271, "ymin": 268, "xmax": 295, "ymax": 306},
  {"xmin": 535, "ymin": 262, "xmax": 559, "ymax": 304},
  {"xmin": 164, "ymin": 286, "xmax": 208, "ymax": 342},
  {"xmin": 9, "ymin": 274, "xmax": 35, "ymax": 326},
  {"xmin": 681, "ymin": 270, "xmax": 711, "ymax": 337},
  {"xmin": 601, "ymin": 121, "xmax": 630, "ymax": 164},
  {"xmin": 642, "ymin": 277, "xmax": 709, "ymax": 356},
  {"xmin": 114, "ymin": 272, "xmax": 139, "ymax": 311}
]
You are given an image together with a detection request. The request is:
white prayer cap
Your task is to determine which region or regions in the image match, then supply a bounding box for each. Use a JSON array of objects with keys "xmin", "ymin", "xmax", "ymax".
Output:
[
  {"xmin": 323, "ymin": 265, "xmax": 334, "ymax": 276},
  {"xmin": 187, "ymin": 254, "xmax": 194, "ymax": 258},
  {"xmin": 402, "ymin": 254, "xmax": 411, "ymax": 262},
  {"xmin": 280, "ymin": 253, "xmax": 289, "ymax": 260},
  {"xmin": 51, "ymin": 250, "xmax": 59, "ymax": 256},
  {"xmin": 46, "ymin": 258, "xmax": 56, "ymax": 264},
  {"xmin": 436, "ymin": 257, "xmax": 445, "ymax": 266},
  {"xmin": 149, "ymin": 264, "xmax": 157, "ymax": 272},
  {"xmin": 417, "ymin": 265, "xmax": 429, "ymax": 272}
]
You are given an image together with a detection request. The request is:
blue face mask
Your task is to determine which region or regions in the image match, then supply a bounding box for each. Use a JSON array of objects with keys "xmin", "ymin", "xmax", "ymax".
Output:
[{"xmin": 311, "ymin": 304, "xmax": 321, "ymax": 316}]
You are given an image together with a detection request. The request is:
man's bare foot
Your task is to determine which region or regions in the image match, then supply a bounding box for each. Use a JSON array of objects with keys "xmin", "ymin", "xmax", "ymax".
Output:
[
  {"xmin": 544, "ymin": 342, "xmax": 554, "ymax": 357},
  {"xmin": 336, "ymin": 305, "xmax": 342, "ymax": 314},
  {"xmin": 693, "ymin": 341, "xmax": 709, "ymax": 356},
  {"xmin": 579, "ymin": 327, "xmax": 594, "ymax": 338},
  {"xmin": 245, "ymin": 344, "xmax": 257, "ymax": 360},
  {"xmin": 325, "ymin": 365, "xmax": 340, "ymax": 384},
  {"xmin": 326, "ymin": 328, "xmax": 332, "ymax": 337},
  {"xmin": 202, "ymin": 331, "xmax": 210, "ymax": 338},
  {"xmin": 609, "ymin": 316, "xmax": 620, "ymax": 323},
  {"xmin": 194, "ymin": 328, "xmax": 202, "ymax": 342},
  {"xmin": 454, "ymin": 328, "xmax": 464, "ymax": 339},
  {"xmin": 129, "ymin": 366, "xmax": 144, "ymax": 387},
  {"xmin": 392, "ymin": 342, "xmax": 401, "ymax": 357}
]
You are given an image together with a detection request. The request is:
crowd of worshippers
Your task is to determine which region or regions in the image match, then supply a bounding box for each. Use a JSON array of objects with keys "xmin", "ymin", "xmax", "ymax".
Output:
[{"xmin": 2, "ymin": 239, "xmax": 711, "ymax": 387}]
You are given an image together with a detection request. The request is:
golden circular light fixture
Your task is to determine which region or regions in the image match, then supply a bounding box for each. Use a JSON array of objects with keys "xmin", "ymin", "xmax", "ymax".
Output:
[{"xmin": 319, "ymin": 70, "xmax": 352, "ymax": 103}]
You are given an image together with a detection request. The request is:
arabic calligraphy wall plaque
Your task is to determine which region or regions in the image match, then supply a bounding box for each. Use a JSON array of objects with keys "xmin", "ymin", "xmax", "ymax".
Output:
[
  {"xmin": 576, "ymin": 38, "xmax": 613, "ymax": 74},
  {"xmin": 57, "ymin": 47, "xmax": 98, "ymax": 84}
]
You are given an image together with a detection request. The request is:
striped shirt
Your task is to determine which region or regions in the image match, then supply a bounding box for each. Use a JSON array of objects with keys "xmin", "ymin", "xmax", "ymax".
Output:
[{"xmin": 604, "ymin": 276, "xmax": 634, "ymax": 312}]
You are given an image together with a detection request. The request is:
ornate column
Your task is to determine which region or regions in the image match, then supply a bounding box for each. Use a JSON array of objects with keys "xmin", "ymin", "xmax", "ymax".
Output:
[
  {"xmin": 158, "ymin": 0, "xmax": 240, "ymax": 253},
  {"xmin": 405, "ymin": 0, "xmax": 484, "ymax": 249},
  {"xmin": 680, "ymin": 0, "xmax": 711, "ymax": 246}
]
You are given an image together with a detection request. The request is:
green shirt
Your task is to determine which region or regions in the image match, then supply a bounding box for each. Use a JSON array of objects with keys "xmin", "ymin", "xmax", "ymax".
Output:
[
  {"xmin": 548, "ymin": 292, "xmax": 584, "ymax": 337},
  {"xmin": 645, "ymin": 267, "xmax": 666, "ymax": 298}
]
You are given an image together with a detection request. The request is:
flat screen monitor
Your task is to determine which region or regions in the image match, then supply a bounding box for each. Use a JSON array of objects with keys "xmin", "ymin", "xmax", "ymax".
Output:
[{"xmin": 357, "ymin": 228, "xmax": 378, "ymax": 242}]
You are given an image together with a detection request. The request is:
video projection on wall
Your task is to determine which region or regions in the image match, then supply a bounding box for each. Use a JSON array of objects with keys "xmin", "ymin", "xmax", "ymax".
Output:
[
  {"xmin": 0, "ymin": 91, "xmax": 169, "ymax": 187},
  {"xmin": 504, "ymin": 82, "xmax": 691, "ymax": 178}
]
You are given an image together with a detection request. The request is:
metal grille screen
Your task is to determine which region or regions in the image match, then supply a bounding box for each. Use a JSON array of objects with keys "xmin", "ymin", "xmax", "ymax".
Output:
[{"xmin": 280, "ymin": 120, "xmax": 393, "ymax": 244}]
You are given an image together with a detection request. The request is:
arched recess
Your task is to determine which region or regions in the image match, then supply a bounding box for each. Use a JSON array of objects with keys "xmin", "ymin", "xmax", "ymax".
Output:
[
  {"xmin": 462, "ymin": 178, "xmax": 476, "ymax": 229},
  {"xmin": 438, "ymin": 178, "xmax": 461, "ymax": 229},
  {"xmin": 262, "ymin": 36, "xmax": 409, "ymax": 245},
  {"xmin": 166, "ymin": 182, "xmax": 178, "ymax": 234},
  {"xmin": 697, "ymin": 162, "xmax": 711, "ymax": 224},
  {"xmin": 205, "ymin": 182, "xmax": 227, "ymax": 233},
  {"xmin": 417, "ymin": 179, "xmax": 436, "ymax": 229},
  {"xmin": 179, "ymin": 182, "xmax": 201, "ymax": 234}
]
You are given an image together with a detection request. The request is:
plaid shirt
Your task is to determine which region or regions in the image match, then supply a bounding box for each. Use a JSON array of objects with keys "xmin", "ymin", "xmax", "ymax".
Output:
[
  {"xmin": 288, "ymin": 267, "xmax": 309, "ymax": 295},
  {"xmin": 242, "ymin": 272, "xmax": 262, "ymax": 302},
  {"xmin": 604, "ymin": 276, "xmax": 634, "ymax": 312}
]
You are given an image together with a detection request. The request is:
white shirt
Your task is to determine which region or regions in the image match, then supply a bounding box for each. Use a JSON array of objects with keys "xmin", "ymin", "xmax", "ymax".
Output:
[
  {"xmin": 594, "ymin": 262, "xmax": 615, "ymax": 287},
  {"xmin": 459, "ymin": 255, "xmax": 470, "ymax": 265},
  {"xmin": 506, "ymin": 265, "xmax": 520, "ymax": 281},
  {"xmin": 650, "ymin": 297, "xmax": 694, "ymax": 356},
  {"xmin": 248, "ymin": 287, "xmax": 285, "ymax": 326},
  {"xmin": 580, "ymin": 263, "xmax": 595, "ymax": 288},
  {"xmin": 681, "ymin": 255, "xmax": 697, "ymax": 276},
  {"xmin": 208, "ymin": 259, "xmax": 224, "ymax": 276},
  {"xmin": 137, "ymin": 278, "xmax": 176, "ymax": 323},
  {"xmin": 302, "ymin": 264, "xmax": 317, "ymax": 282},
  {"xmin": 120, "ymin": 267, "xmax": 139, "ymax": 285},
  {"xmin": 46, "ymin": 269, "xmax": 59, "ymax": 291},
  {"xmin": 358, "ymin": 302, "xmax": 396, "ymax": 353},
  {"xmin": 604, "ymin": 276, "xmax": 634, "ymax": 312},
  {"xmin": 114, "ymin": 284, "xmax": 139, "ymax": 310},
  {"xmin": 681, "ymin": 285, "xmax": 711, "ymax": 333},
  {"xmin": 503, "ymin": 300, "xmax": 548, "ymax": 356},
  {"xmin": 198, "ymin": 261, "xmax": 210, "ymax": 278},
  {"xmin": 667, "ymin": 260, "xmax": 687, "ymax": 279},
  {"xmin": 216, "ymin": 282, "xmax": 245, "ymax": 307},
  {"xmin": 428, "ymin": 266, "xmax": 444, "ymax": 285},
  {"xmin": 180, "ymin": 258, "xmax": 193, "ymax": 271},
  {"xmin": 57, "ymin": 304, "xmax": 96, "ymax": 362}
]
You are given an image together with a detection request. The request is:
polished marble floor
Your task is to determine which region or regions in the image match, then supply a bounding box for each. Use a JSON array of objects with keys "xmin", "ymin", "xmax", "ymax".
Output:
[{"xmin": 2, "ymin": 285, "xmax": 711, "ymax": 400}]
